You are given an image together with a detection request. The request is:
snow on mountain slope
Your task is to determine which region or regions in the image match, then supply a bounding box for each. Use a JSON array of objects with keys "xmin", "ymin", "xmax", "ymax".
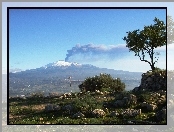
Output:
[{"xmin": 44, "ymin": 60, "xmax": 82, "ymax": 68}]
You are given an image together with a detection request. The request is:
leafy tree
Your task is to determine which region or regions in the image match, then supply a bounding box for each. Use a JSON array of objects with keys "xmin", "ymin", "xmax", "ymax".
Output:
[
  {"xmin": 123, "ymin": 17, "xmax": 166, "ymax": 71},
  {"xmin": 79, "ymin": 73, "xmax": 125, "ymax": 92},
  {"xmin": 167, "ymin": 15, "xmax": 174, "ymax": 44}
]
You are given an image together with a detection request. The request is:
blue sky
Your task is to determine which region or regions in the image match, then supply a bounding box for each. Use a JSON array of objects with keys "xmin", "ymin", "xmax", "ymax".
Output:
[{"xmin": 9, "ymin": 8, "xmax": 167, "ymax": 72}]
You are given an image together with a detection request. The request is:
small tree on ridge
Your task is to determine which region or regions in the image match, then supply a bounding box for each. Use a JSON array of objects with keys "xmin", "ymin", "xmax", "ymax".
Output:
[{"xmin": 123, "ymin": 17, "xmax": 166, "ymax": 71}]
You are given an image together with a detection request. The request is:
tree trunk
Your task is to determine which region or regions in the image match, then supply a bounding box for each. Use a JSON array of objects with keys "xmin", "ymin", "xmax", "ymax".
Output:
[
  {"xmin": 151, "ymin": 64, "xmax": 155, "ymax": 71},
  {"xmin": 151, "ymin": 46, "xmax": 156, "ymax": 71}
]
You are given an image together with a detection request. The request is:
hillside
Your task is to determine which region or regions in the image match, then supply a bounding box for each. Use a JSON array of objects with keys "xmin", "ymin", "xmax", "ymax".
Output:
[
  {"xmin": 8, "ymin": 68, "xmax": 169, "ymax": 125},
  {"xmin": 9, "ymin": 61, "xmax": 142, "ymax": 97}
]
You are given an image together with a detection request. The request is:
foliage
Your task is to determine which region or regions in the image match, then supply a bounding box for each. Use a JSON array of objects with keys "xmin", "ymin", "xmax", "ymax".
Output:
[
  {"xmin": 72, "ymin": 94, "xmax": 103, "ymax": 115},
  {"xmin": 78, "ymin": 73, "xmax": 125, "ymax": 92},
  {"xmin": 123, "ymin": 17, "xmax": 166, "ymax": 70},
  {"xmin": 146, "ymin": 67, "xmax": 166, "ymax": 76},
  {"xmin": 8, "ymin": 88, "xmax": 167, "ymax": 125}
]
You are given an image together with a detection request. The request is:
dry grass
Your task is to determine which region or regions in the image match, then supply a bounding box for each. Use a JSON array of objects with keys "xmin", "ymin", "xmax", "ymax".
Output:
[{"xmin": 31, "ymin": 104, "xmax": 45, "ymax": 111}]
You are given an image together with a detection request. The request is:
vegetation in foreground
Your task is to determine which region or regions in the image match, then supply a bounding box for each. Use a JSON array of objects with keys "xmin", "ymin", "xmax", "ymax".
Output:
[{"xmin": 9, "ymin": 72, "xmax": 166, "ymax": 125}]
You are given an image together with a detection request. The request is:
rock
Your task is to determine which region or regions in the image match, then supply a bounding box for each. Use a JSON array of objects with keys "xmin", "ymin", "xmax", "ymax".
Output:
[
  {"xmin": 133, "ymin": 87, "xmax": 139, "ymax": 92},
  {"xmin": 141, "ymin": 102, "xmax": 147, "ymax": 107},
  {"xmin": 121, "ymin": 109, "xmax": 141, "ymax": 117},
  {"xmin": 137, "ymin": 109, "xmax": 142, "ymax": 115},
  {"xmin": 147, "ymin": 77, "xmax": 153, "ymax": 82},
  {"xmin": 114, "ymin": 94, "xmax": 137, "ymax": 107},
  {"xmin": 72, "ymin": 112, "xmax": 85, "ymax": 119},
  {"xmin": 141, "ymin": 102, "xmax": 157, "ymax": 111},
  {"xmin": 128, "ymin": 94, "xmax": 137, "ymax": 104},
  {"xmin": 62, "ymin": 104, "xmax": 73, "ymax": 112},
  {"xmin": 146, "ymin": 104, "xmax": 157, "ymax": 111},
  {"xmin": 92, "ymin": 109, "xmax": 106, "ymax": 117},
  {"xmin": 159, "ymin": 90, "xmax": 166, "ymax": 96},
  {"xmin": 116, "ymin": 93, "xmax": 124, "ymax": 100},
  {"xmin": 45, "ymin": 104, "xmax": 61, "ymax": 112},
  {"xmin": 152, "ymin": 92, "xmax": 160, "ymax": 97},
  {"xmin": 54, "ymin": 105, "xmax": 61, "ymax": 111},
  {"xmin": 156, "ymin": 108, "xmax": 166, "ymax": 121},
  {"xmin": 139, "ymin": 71, "xmax": 166, "ymax": 91},
  {"xmin": 45, "ymin": 105, "xmax": 53, "ymax": 111},
  {"xmin": 114, "ymin": 100, "xmax": 124, "ymax": 107},
  {"xmin": 110, "ymin": 111, "xmax": 119, "ymax": 117},
  {"xmin": 160, "ymin": 95, "xmax": 166, "ymax": 100},
  {"xmin": 151, "ymin": 102, "xmax": 156, "ymax": 105},
  {"xmin": 122, "ymin": 97, "xmax": 129, "ymax": 104},
  {"xmin": 157, "ymin": 99, "xmax": 162, "ymax": 104}
]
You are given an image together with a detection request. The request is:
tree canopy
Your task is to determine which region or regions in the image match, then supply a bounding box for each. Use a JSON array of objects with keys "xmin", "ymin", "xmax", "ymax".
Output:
[
  {"xmin": 123, "ymin": 17, "xmax": 166, "ymax": 71},
  {"xmin": 79, "ymin": 73, "xmax": 125, "ymax": 92}
]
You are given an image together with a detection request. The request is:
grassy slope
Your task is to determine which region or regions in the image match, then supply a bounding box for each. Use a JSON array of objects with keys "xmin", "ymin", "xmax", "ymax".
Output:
[{"xmin": 9, "ymin": 90, "xmax": 166, "ymax": 125}]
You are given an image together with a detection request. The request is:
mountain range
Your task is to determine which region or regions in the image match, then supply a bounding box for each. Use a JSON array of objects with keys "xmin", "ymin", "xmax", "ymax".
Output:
[{"xmin": 9, "ymin": 60, "xmax": 142, "ymax": 97}]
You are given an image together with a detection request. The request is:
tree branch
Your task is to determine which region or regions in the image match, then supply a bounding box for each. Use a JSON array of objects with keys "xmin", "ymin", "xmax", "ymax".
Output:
[{"xmin": 137, "ymin": 51, "xmax": 152, "ymax": 66}]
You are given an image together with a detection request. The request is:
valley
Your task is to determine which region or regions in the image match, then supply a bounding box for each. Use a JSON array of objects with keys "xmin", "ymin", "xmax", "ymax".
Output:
[{"xmin": 9, "ymin": 61, "xmax": 142, "ymax": 97}]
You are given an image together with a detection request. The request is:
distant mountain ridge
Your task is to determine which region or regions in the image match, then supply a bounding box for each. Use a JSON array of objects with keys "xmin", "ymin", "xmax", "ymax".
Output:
[
  {"xmin": 9, "ymin": 60, "xmax": 96, "ymax": 73},
  {"xmin": 9, "ymin": 60, "xmax": 142, "ymax": 78},
  {"xmin": 9, "ymin": 60, "xmax": 142, "ymax": 97}
]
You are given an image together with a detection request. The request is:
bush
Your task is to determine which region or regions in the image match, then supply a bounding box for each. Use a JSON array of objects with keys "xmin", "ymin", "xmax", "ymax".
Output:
[
  {"xmin": 72, "ymin": 94, "xmax": 103, "ymax": 114},
  {"xmin": 79, "ymin": 73, "xmax": 125, "ymax": 92},
  {"xmin": 147, "ymin": 67, "xmax": 166, "ymax": 76}
]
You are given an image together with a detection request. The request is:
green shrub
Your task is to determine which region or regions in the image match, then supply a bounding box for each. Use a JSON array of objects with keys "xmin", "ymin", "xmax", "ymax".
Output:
[
  {"xmin": 72, "ymin": 94, "xmax": 103, "ymax": 117},
  {"xmin": 79, "ymin": 73, "xmax": 125, "ymax": 92},
  {"xmin": 146, "ymin": 67, "xmax": 166, "ymax": 76}
]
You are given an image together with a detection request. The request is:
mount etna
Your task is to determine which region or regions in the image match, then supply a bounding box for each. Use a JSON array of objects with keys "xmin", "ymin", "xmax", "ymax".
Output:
[{"xmin": 9, "ymin": 60, "xmax": 142, "ymax": 97}]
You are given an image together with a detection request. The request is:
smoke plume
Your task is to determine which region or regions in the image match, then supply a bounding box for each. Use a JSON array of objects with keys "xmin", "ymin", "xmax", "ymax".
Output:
[{"xmin": 65, "ymin": 44, "xmax": 129, "ymax": 62}]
